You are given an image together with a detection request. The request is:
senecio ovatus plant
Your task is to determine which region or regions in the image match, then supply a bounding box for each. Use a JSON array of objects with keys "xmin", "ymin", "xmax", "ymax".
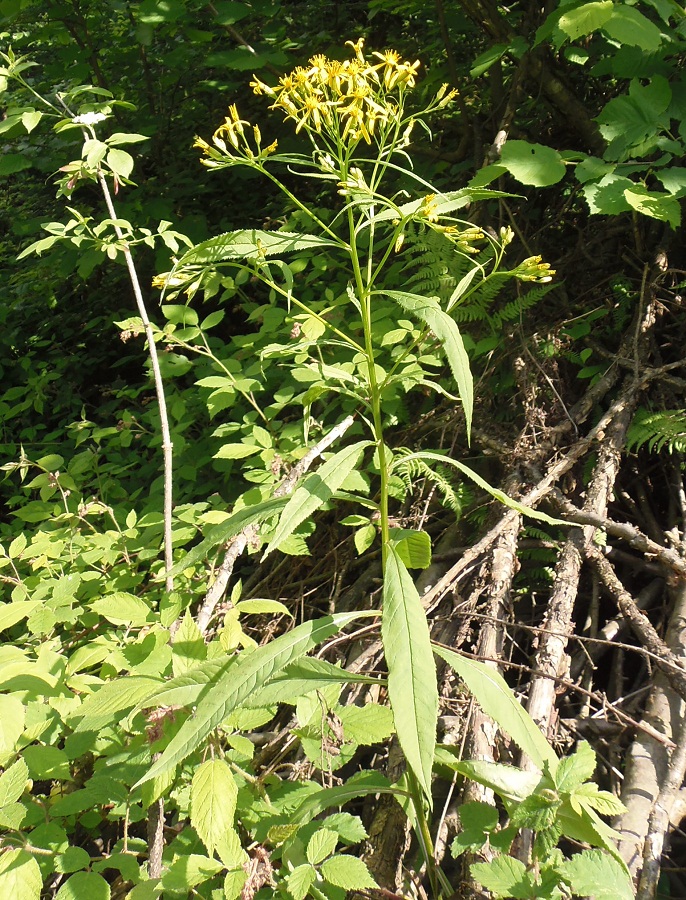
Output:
[{"xmin": 147, "ymin": 38, "xmax": 562, "ymax": 895}]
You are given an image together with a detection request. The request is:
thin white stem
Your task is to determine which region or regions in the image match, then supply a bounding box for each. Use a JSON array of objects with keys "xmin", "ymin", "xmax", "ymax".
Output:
[{"xmin": 95, "ymin": 170, "xmax": 174, "ymax": 592}]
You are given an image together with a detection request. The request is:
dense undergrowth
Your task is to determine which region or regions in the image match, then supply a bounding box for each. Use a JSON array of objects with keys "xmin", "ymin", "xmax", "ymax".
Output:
[{"xmin": 1, "ymin": 2, "xmax": 686, "ymax": 899}]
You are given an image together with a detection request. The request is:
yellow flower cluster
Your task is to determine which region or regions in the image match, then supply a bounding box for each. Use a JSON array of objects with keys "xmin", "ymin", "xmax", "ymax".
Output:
[
  {"xmin": 194, "ymin": 103, "xmax": 278, "ymax": 167},
  {"xmin": 250, "ymin": 38, "xmax": 441, "ymax": 146},
  {"xmin": 516, "ymin": 255, "xmax": 556, "ymax": 283}
]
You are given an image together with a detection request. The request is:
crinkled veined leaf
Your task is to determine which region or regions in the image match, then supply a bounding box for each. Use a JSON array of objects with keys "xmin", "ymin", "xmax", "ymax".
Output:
[
  {"xmin": 190, "ymin": 759, "xmax": 238, "ymax": 854},
  {"xmin": 0, "ymin": 849, "xmax": 42, "ymax": 900},
  {"xmin": 380, "ymin": 291, "xmax": 473, "ymax": 436},
  {"xmin": 135, "ymin": 610, "xmax": 376, "ymax": 786},
  {"xmin": 382, "ymin": 546, "xmax": 438, "ymax": 801},
  {"xmin": 174, "ymin": 230, "xmax": 341, "ymax": 267},
  {"xmin": 560, "ymin": 848, "xmax": 633, "ymax": 897},
  {"xmin": 264, "ymin": 441, "xmax": 371, "ymax": 557},
  {"xmin": 321, "ymin": 855, "xmax": 377, "ymax": 891},
  {"xmin": 433, "ymin": 646, "xmax": 557, "ymax": 770}
]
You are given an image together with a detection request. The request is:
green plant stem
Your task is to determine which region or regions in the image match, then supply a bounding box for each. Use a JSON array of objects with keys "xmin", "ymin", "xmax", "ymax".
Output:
[{"xmin": 260, "ymin": 166, "xmax": 348, "ymax": 246}]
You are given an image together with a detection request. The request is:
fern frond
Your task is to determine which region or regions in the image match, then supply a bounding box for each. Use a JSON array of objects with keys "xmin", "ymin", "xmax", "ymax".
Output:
[
  {"xmin": 393, "ymin": 446, "xmax": 465, "ymax": 518},
  {"xmin": 627, "ymin": 408, "xmax": 686, "ymax": 454}
]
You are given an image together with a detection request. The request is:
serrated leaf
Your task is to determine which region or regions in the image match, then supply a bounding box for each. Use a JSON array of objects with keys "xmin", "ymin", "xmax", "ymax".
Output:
[
  {"xmin": 135, "ymin": 611, "xmax": 376, "ymax": 785},
  {"xmin": 172, "ymin": 610, "xmax": 207, "ymax": 676},
  {"xmin": 321, "ymin": 854, "xmax": 377, "ymax": 890},
  {"xmin": 307, "ymin": 828, "xmax": 339, "ymax": 865},
  {"xmin": 0, "ymin": 695, "xmax": 25, "ymax": 754},
  {"xmin": 382, "ymin": 546, "xmax": 438, "ymax": 800},
  {"xmin": 191, "ymin": 759, "xmax": 238, "ymax": 853},
  {"xmin": 433, "ymin": 646, "xmax": 557, "ymax": 769},
  {"xmin": 322, "ymin": 812, "xmax": 367, "ymax": 844},
  {"xmin": 372, "ymin": 189, "xmax": 511, "ymax": 224},
  {"xmin": 390, "ymin": 528, "xmax": 432, "ymax": 569},
  {"xmin": 286, "ymin": 864, "xmax": 316, "ymax": 900},
  {"xmin": 555, "ymin": 740, "xmax": 596, "ymax": 792},
  {"xmin": 338, "ymin": 704, "xmax": 394, "ymax": 745},
  {"xmin": 380, "ymin": 291, "xmax": 473, "ymax": 436},
  {"xmin": 168, "ymin": 497, "xmax": 288, "ymax": 577},
  {"xmin": 557, "ymin": 1, "xmax": 613, "ymax": 41},
  {"xmin": 560, "ymin": 849, "xmax": 634, "ymax": 899},
  {"xmin": 161, "ymin": 854, "xmax": 223, "ymax": 893},
  {"xmin": 55, "ymin": 871, "xmax": 111, "ymax": 900},
  {"xmin": 69, "ymin": 676, "xmax": 161, "ymax": 732},
  {"xmin": 243, "ymin": 658, "xmax": 381, "ymax": 707},
  {"xmin": 90, "ymin": 592, "xmax": 153, "ymax": 626},
  {"xmin": 397, "ymin": 451, "xmax": 564, "ymax": 525},
  {"xmin": 471, "ymin": 856, "xmax": 530, "ymax": 898},
  {"xmin": 572, "ymin": 783, "xmax": 626, "ymax": 816},
  {"xmin": 0, "ymin": 601, "xmax": 39, "ymax": 632},
  {"xmin": 603, "ymin": 5, "xmax": 663, "ymax": 50},
  {"xmin": 0, "ymin": 758, "xmax": 28, "ymax": 806},
  {"xmin": 0, "ymin": 849, "xmax": 42, "ymax": 900},
  {"xmin": 265, "ymin": 441, "xmax": 371, "ymax": 557},
  {"xmin": 175, "ymin": 230, "xmax": 340, "ymax": 267},
  {"xmin": 500, "ymin": 141, "xmax": 566, "ymax": 187}
]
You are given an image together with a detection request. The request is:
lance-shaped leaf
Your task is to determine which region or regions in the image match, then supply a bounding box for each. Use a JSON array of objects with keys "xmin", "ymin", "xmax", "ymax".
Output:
[
  {"xmin": 174, "ymin": 230, "xmax": 341, "ymax": 267},
  {"xmin": 382, "ymin": 545, "xmax": 438, "ymax": 801},
  {"xmin": 167, "ymin": 496, "xmax": 288, "ymax": 578},
  {"xmin": 393, "ymin": 451, "xmax": 566, "ymax": 526},
  {"xmin": 434, "ymin": 646, "xmax": 558, "ymax": 771},
  {"xmin": 264, "ymin": 441, "xmax": 371, "ymax": 557},
  {"xmin": 372, "ymin": 189, "xmax": 511, "ymax": 225},
  {"xmin": 134, "ymin": 610, "xmax": 376, "ymax": 786},
  {"xmin": 380, "ymin": 291, "xmax": 473, "ymax": 437}
]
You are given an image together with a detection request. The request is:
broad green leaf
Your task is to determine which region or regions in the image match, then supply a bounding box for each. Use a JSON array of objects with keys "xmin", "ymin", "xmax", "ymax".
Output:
[
  {"xmin": 224, "ymin": 868, "xmax": 248, "ymax": 900},
  {"xmin": 396, "ymin": 452, "xmax": 564, "ymax": 525},
  {"xmin": 172, "ymin": 610, "xmax": 207, "ymax": 676},
  {"xmin": 321, "ymin": 855, "xmax": 377, "ymax": 891},
  {"xmin": 560, "ymin": 849, "xmax": 634, "ymax": 899},
  {"xmin": 167, "ymin": 497, "xmax": 289, "ymax": 577},
  {"xmin": 23, "ymin": 745, "xmax": 70, "ymax": 780},
  {"xmin": 624, "ymin": 186, "xmax": 681, "ymax": 227},
  {"xmin": 0, "ymin": 695, "xmax": 25, "ymax": 754},
  {"xmin": 235, "ymin": 598, "xmax": 293, "ymax": 617},
  {"xmin": 213, "ymin": 443, "xmax": 261, "ymax": 459},
  {"xmin": 354, "ymin": 523, "xmax": 376, "ymax": 556},
  {"xmin": 0, "ymin": 758, "xmax": 28, "ymax": 806},
  {"xmin": 557, "ymin": 796, "xmax": 628, "ymax": 864},
  {"xmin": 135, "ymin": 610, "xmax": 376, "ymax": 785},
  {"xmin": 90, "ymin": 592, "xmax": 153, "ymax": 626},
  {"xmin": 603, "ymin": 5, "xmax": 663, "ymax": 50},
  {"xmin": 175, "ymin": 230, "xmax": 340, "ymax": 267},
  {"xmin": 557, "ymin": 1, "xmax": 613, "ymax": 41},
  {"xmin": 390, "ymin": 528, "xmax": 432, "ymax": 569},
  {"xmin": 106, "ymin": 148, "xmax": 134, "ymax": 180},
  {"xmin": 500, "ymin": 141, "xmax": 566, "ymax": 187},
  {"xmin": 21, "ymin": 109, "xmax": 42, "ymax": 132},
  {"xmin": 445, "ymin": 759, "xmax": 542, "ymax": 802},
  {"xmin": 471, "ymin": 856, "xmax": 529, "ymax": 898},
  {"xmin": 161, "ymin": 855, "xmax": 223, "ymax": 894},
  {"xmin": 571, "ymin": 782, "xmax": 626, "ymax": 816},
  {"xmin": 55, "ymin": 871, "xmax": 111, "ymax": 900},
  {"xmin": 0, "ymin": 849, "xmax": 42, "ymax": 900},
  {"xmin": 0, "ymin": 600, "xmax": 39, "ymax": 631},
  {"xmin": 264, "ymin": 441, "xmax": 371, "ymax": 557},
  {"xmin": 380, "ymin": 291, "xmax": 473, "ymax": 436},
  {"xmin": 307, "ymin": 828, "xmax": 339, "ymax": 865},
  {"xmin": 323, "ymin": 812, "xmax": 368, "ymax": 844},
  {"xmin": 55, "ymin": 846, "xmax": 91, "ymax": 874},
  {"xmin": 69, "ymin": 676, "xmax": 161, "ymax": 732},
  {"xmin": 555, "ymin": 740, "xmax": 596, "ymax": 792},
  {"xmin": 434, "ymin": 646, "xmax": 557, "ymax": 769},
  {"xmin": 382, "ymin": 546, "xmax": 438, "ymax": 800},
  {"xmin": 107, "ymin": 132, "xmax": 149, "ymax": 144},
  {"xmin": 286, "ymin": 864, "xmax": 316, "ymax": 900},
  {"xmin": 191, "ymin": 759, "xmax": 238, "ymax": 853},
  {"xmin": 339, "ymin": 703, "xmax": 394, "ymax": 744},
  {"xmin": 583, "ymin": 174, "xmax": 634, "ymax": 215}
]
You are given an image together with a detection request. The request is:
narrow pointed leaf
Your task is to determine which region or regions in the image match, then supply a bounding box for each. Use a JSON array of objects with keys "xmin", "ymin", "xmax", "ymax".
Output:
[
  {"xmin": 175, "ymin": 230, "xmax": 340, "ymax": 267},
  {"xmin": 382, "ymin": 546, "xmax": 438, "ymax": 800},
  {"xmin": 265, "ymin": 441, "xmax": 371, "ymax": 557},
  {"xmin": 168, "ymin": 497, "xmax": 288, "ymax": 577},
  {"xmin": 434, "ymin": 645, "xmax": 557, "ymax": 769},
  {"xmin": 394, "ymin": 451, "xmax": 565, "ymax": 525},
  {"xmin": 380, "ymin": 290, "xmax": 473, "ymax": 436},
  {"xmin": 135, "ymin": 610, "xmax": 376, "ymax": 785}
]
